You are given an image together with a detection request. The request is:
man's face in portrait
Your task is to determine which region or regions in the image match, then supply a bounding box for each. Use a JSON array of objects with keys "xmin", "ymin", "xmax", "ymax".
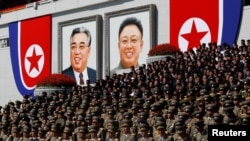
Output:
[
  {"xmin": 118, "ymin": 24, "xmax": 144, "ymax": 68},
  {"xmin": 70, "ymin": 32, "xmax": 90, "ymax": 72}
]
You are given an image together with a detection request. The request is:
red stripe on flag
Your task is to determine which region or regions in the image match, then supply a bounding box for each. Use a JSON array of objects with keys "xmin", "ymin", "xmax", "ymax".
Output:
[
  {"xmin": 170, "ymin": 0, "xmax": 219, "ymax": 51},
  {"xmin": 20, "ymin": 15, "xmax": 51, "ymax": 88}
]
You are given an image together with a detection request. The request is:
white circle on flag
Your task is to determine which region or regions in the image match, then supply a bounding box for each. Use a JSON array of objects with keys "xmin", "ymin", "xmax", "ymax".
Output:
[
  {"xmin": 24, "ymin": 44, "xmax": 44, "ymax": 78},
  {"xmin": 178, "ymin": 17, "xmax": 211, "ymax": 52}
]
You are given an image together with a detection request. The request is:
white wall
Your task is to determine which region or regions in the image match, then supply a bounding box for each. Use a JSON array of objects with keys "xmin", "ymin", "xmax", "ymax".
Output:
[{"xmin": 237, "ymin": 6, "xmax": 250, "ymax": 44}]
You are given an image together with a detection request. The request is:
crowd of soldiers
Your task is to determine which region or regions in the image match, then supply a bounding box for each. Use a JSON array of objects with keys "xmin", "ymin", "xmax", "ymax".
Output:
[{"xmin": 0, "ymin": 39, "xmax": 250, "ymax": 141}]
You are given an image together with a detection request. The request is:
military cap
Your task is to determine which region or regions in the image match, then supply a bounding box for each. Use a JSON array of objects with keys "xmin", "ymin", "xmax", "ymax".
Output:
[
  {"xmin": 155, "ymin": 121, "xmax": 166, "ymax": 130},
  {"xmin": 154, "ymin": 116, "xmax": 165, "ymax": 123},
  {"xmin": 119, "ymin": 103, "xmax": 125, "ymax": 108},
  {"xmin": 131, "ymin": 104, "xmax": 140, "ymax": 110},
  {"xmin": 200, "ymin": 89, "xmax": 208, "ymax": 96},
  {"xmin": 169, "ymin": 99, "xmax": 179, "ymax": 106},
  {"xmin": 107, "ymin": 109, "xmax": 116, "ymax": 115},
  {"xmin": 77, "ymin": 115, "xmax": 84, "ymax": 121},
  {"xmin": 92, "ymin": 116, "xmax": 101, "ymax": 123},
  {"xmin": 145, "ymin": 97, "xmax": 154, "ymax": 104},
  {"xmin": 56, "ymin": 110, "xmax": 63, "ymax": 115},
  {"xmin": 139, "ymin": 122, "xmax": 149, "ymax": 131},
  {"xmin": 241, "ymin": 115, "xmax": 250, "ymax": 124},
  {"xmin": 244, "ymin": 79, "xmax": 250, "ymax": 85},
  {"xmin": 37, "ymin": 127, "xmax": 45, "ymax": 134},
  {"xmin": 143, "ymin": 90, "xmax": 151, "ymax": 95},
  {"xmin": 143, "ymin": 103, "xmax": 150, "ymax": 109},
  {"xmin": 174, "ymin": 119, "xmax": 186, "ymax": 130},
  {"xmin": 232, "ymin": 94, "xmax": 242, "ymax": 100},
  {"xmin": 210, "ymin": 83, "xmax": 216, "ymax": 88},
  {"xmin": 154, "ymin": 90, "xmax": 160, "ymax": 95},
  {"xmin": 55, "ymin": 118, "xmax": 65, "ymax": 127},
  {"xmin": 219, "ymin": 95, "xmax": 229, "ymax": 102},
  {"xmin": 164, "ymin": 88, "xmax": 171, "ymax": 94},
  {"xmin": 50, "ymin": 101, "xmax": 56, "ymax": 106},
  {"xmin": 218, "ymin": 85, "xmax": 225, "ymax": 91},
  {"xmin": 88, "ymin": 125, "xmax": 98, "ymax": 132},
  {"xmin": 246, "ymin": 86, "xmax": 250, "ymax": 93},
  {"xmin": 213, "ymin": 113, "xmax": 223, "ymax": 121},
  {"xmin": 11, "ymin": 126, "xmax": 19, "ymax": 133},
  {"xmin": 120, "ymin": 119, "xmax": 132, "ymax": 127},
  {"xmin": 194, "ymin": 120, "xmax": 204, "ymax": 127},
  {"xmin": 80, "ymin": 104, "xmax": 88, "ymax": 110},
  {"xmin": 193, "ymin": 85, "xmax": 200, "ymax": 91},
  {"xmin": 203, "ymin": 94, "xmax": 212, "ymax": 102},
  {"xmin": 22, "ymin": 99, "xmax": 29, "ymax": 104},
  {"xmin": 136, "ymin": 98, "xmax": 143, "ymax": 104},
  {"xmin": 177, "ymin": 112, "xmax": 188, "ymax": 120},
  {"xmin": 51, "ymin": 124, "xmax": 59, "ymax": 131},
  {"xmin": 166, "ymin": 107, "xmax": 176, "ymax": 114},
  {"xmin": 223, "ymin": 118, "xmax": 234, "ymax": 125},
  {"xmin": 49, "ymin": 116, "xmax": 57, "ymax": 123},
  {"xmin": 107, "ymin": 126, "xmax": 117, "ymax": 133},
  {"xmin": 31, "ymin": 127, "xmax": 38, "ymax": 132},
  {"xmin": 123, "ymin": 112, "xmax": 133, "ymax": 119},
  {"xmin": 223, "ymin": 100, "xmax": 234, "ymax": 111},
  {"xmin": 93, "ymin": 93, "xmax": 100, "ymax": 99},
  {"xmin": 186, "ymin": 89, "xmax": 194, "ymax": 96},
  {"xmin": 211, "ymin": 93, "xmax": 221, "ymax": 100},
  {"xmin": 106, "ymin": 119, "xmax": 116, "ymax": 127},
  {"xmin": 2, "ymin": 126, "xmax": 8, "ymax": 131},
  {"xmin": 15, "ymin": 100, "xmax": 22, "ymax": 105},
  {"xmin": 66, "ymin": 110, "xmax": 74, "ymax": 116},
  {"xmin": 242, "ymin": 100, "xmax": 250, "ymax": 106},
  {"xmin": 180, "ymin": 98, "xmax": 190, "ymax": 107},
  {"xmin": 20, "ymin": 108, "xmax": 27, "ymax": 113},
  {"xmin": 112, "ymin": 101, "xmax": 119, "ymax": 106},
  {"xmin": 232, "ymin": 86, "xmax": 240, "ymax": 91},
  {"xmin": 150, "ymin": 104, "xmax": 159, "ymax": 111},
  {"xmin": 183, "ymin": 105, "xmax": 193, "ymax": 113},
  {"xmin": 78, "ymin": 126, "xmax": 88, "ymax": 133},
  {"xmin": 122, "ymin": 97, "xmax": 130, "ymax": 103},
  {"xmin": 23, "ymin": 126, "xmax": 30, "ymax": 132},
  {"xmin": 63, "ymin": 127, "xmax": 71, "ymax": 133},
  {"xmin": 206, "ymin": 104, "xmax": 215, "ymax": 111},
  {"xmin": 192, "ymin": 111, "xmax": 204, "ymax": 118},
  {"xmin": 139, "ymin": 112, "xmax": 148, "ymax": 119}
]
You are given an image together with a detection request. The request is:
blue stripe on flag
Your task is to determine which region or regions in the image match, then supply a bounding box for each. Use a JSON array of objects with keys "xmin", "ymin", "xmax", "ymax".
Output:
[
  {"xmin": 221, "ymin": 0, "xmax": 243, "ymax": 46},
  {"xmin": 9, "ymin": 22, "xmax": 33, "ymax": 96}
]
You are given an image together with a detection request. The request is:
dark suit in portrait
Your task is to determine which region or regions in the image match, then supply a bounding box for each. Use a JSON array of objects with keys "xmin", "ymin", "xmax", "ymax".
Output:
[{"xmin": 62, "ymin": 66, "xmax": 96, "ymax": 84}]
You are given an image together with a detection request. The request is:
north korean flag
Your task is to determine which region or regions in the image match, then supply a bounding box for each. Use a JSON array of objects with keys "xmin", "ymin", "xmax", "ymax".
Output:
[
  {"xmin": 170, "ymin": 0, "xmax": 242, "ymax": 52},
  {"xmin": 9, "ymin": 15, "xmax": 51, "ymax": 96}
]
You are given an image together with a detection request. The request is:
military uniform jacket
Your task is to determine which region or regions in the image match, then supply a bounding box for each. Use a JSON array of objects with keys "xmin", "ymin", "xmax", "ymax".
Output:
[
  {"xmin": 189, "ymin": 127, "xmax": 207, "ymax": 141},
  {"xmin": 0, "ymin": 132, "xmax": 8, "ymax": 141},
  {"xmin": 172, "ymin": 133, "xmax": 192, "ymax": 141},
  {"xmin": 105, "ymin": 132, "xmax": 120, "ymax": 141},
  {"xmin": 5, "ymin": 136, "xmax": 20, "ymax": 141},
  {"xmin": 46, "ymin": 136, "xmax": 61, "ymax": 141},
  {"xmin": 120, "ymin": 134, "xmax": 137, "ymax": 141},
  {"xmin": 154, "ymin": 134, "xmax": 173, "ymax": 141},
  {"xmin": 19, "ymin": 137, "xmax": 30, "ymax": 141},
  {"xmin": 137, "ymin": 137, "xmax": 153, "ymax": 141},
  {"xmin": 166, "ymin": 119, "xmax": 175, "ymax": 134}
]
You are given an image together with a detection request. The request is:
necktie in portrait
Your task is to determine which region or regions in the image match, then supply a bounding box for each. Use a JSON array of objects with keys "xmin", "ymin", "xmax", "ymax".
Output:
[{"xmin": 79, "ymin": 73, "xmax": 84, "ymax": 85}]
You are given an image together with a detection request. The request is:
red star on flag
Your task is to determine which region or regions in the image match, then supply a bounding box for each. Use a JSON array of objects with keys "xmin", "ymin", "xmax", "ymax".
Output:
[
  {"xmin": 181, "ymin": 20, "xmax": 208, "ymax": 52},
  {"xmin": 26, "ymin": 47, "xmax": 42, "ymax": 73}
]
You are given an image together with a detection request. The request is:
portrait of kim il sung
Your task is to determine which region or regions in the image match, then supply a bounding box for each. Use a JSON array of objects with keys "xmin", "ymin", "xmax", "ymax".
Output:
[{"xmin": 59, "ymin": 15, "xmax": 102, "ymax": 86}]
